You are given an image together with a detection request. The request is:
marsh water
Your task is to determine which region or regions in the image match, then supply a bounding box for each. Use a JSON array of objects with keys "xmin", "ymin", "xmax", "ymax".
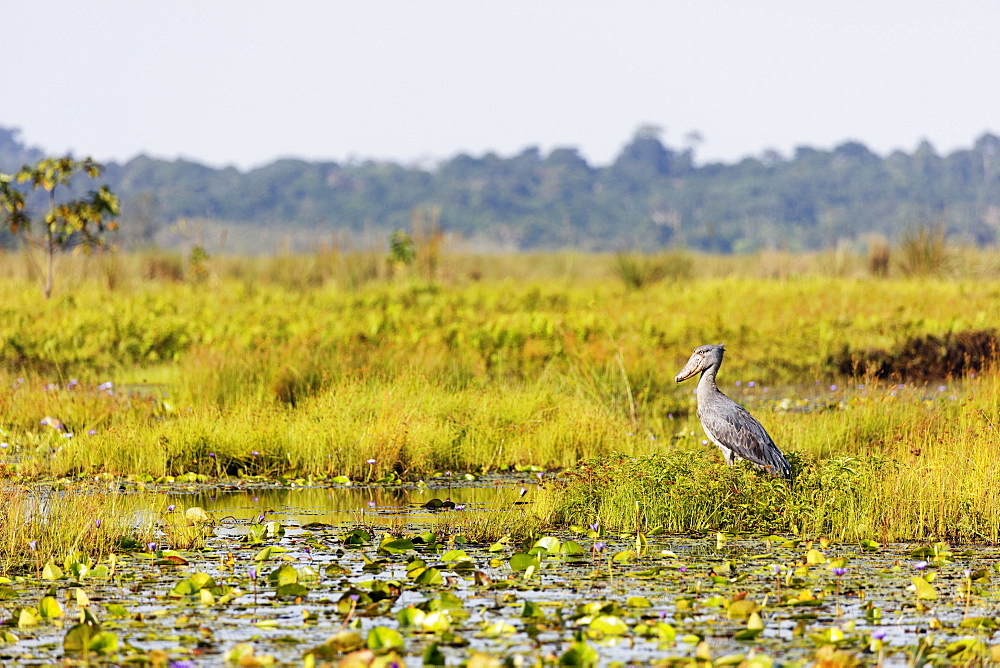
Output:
[
  {"xmin": 164, "ymin": 475, "xmax": 532, "ymax": 526},
  {"xmin": 7, "ymin": 476, "xmax": 1000, "ymax": 665}
]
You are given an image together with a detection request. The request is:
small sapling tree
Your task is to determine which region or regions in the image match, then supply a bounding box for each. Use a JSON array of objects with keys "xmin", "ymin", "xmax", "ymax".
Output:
[{"xmin": 0, "ymin": 156, "xmax": 120, "ymax": 298}]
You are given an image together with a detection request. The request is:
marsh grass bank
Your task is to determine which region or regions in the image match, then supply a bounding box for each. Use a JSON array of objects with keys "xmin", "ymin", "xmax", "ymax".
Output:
[{"xmin": 0, "ymin": 253, "xmax": 998, "ymax": 543}]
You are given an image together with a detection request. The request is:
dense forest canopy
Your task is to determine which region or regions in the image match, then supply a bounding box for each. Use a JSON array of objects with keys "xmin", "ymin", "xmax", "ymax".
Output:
[{"xmin": 1, "ymin": 125, "xmax": 998, "ymax": 253}]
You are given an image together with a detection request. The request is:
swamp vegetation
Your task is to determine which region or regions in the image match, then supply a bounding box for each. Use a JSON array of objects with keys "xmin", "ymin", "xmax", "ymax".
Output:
[{"xmin": 0, "ymin": 249, "xmax": 999, "ymax": 664}]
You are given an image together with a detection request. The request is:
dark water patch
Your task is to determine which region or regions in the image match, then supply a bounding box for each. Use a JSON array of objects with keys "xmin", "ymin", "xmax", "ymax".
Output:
[{"xmin": 832, "ymin": 329, "xmax": 997, "ymax": 381}]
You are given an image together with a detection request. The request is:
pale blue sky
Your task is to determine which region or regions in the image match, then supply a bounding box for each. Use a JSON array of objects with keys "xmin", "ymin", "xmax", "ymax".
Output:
[{"xmin": 5, "ymin": 1, "xmax": 998, "ymax": 170}]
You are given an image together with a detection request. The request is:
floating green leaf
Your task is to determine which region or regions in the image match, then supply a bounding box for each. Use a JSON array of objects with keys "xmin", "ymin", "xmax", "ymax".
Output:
[
  {"xmin": 481, "ymin": 621, "xmax": 516, "ymax": 637},
  {"xmin": 344, "ymin": 528, "xmax": 371, "ymax": 545},
  {"xmin": 378, "ymin": 538, "xmax": 415, "ymax": 555},
  {"xmin": 38, "ymin": 596, "xmax": 63, "ymax": 620},
  {"xmin": 911, "ymin": 575, "xmax": 937, "ymax": 600},
  {"xmin": 18, "ymin": 608, "xmax": 39, "ymax": 628},
  {"xmin": 806, "ymin": 549, "xmax": 826, "ymax": 564},
  {"xmin": 509, "ymin": 552, "xmax": 540, "ymax": 572},
  {"xmin": 42, "ymin": 562, "xmax": 64, "ymax": 580},
  {"xmin": 269, "ymin": 564, "xmax": 299, "ymax": 587},
  {"xmin": 414, "ymin": 567, "xmax": 443, "ymax": 585},
  {"xmin": 276, "ymin": 583, "xmax": 309, "ymax": 598},
  {"xmin": 253, "ymin": 546, "xmax": 290, "ymax": 561},
  {"xmin": 727, "ymin": 599, "xmax": 759, "ymax": 620},
  {"xmin": 559, "ymin": 639, "xmax": 599, "ymax": 666},
  {"xmin": 521, "ymin": 600, "xmax": 544, "ymax": 618},
  {"xmin": 534, "ymin": 536, "xmax": 561, "ymax": 554},
  {"xmin": 589, "ymin": 615, "xmax": 628, "ymax": 635},
  {"xmin": 366, "ymin": 626, "xmax": 404, "ymax": 650}
]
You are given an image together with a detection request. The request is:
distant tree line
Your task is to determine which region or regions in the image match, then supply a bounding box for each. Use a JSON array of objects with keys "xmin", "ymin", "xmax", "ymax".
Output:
[{"xmin": 1, "ymin": 125, "xmax": 998, "ymax": 253}]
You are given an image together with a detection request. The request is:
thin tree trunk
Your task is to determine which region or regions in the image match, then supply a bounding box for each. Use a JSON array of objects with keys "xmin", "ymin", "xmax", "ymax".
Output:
[{"xmin": 44, "ymin": 235, "xmax": 54, "ymax": 299}]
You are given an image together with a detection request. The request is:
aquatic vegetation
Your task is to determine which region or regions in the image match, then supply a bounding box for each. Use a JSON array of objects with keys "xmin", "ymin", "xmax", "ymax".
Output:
[
  {"xmin": 0, "ymin": 484, "xmax": 157, "ymax": 575},
  {"xmin": 2, "ymin": 488, "xmax": 1000, "ymax": 665}
]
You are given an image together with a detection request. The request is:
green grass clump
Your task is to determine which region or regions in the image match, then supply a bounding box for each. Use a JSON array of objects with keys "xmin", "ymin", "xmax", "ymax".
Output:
[
  {"xmin": 546, "ymin": 371, "xmax": 1000, "ymax": 542},
  {"xmin": 898, "ymin": 223, "xmax": 951, "ymax": 277},
  {"xmin": 546, "ymin": 371, "xmax": 1000, "ymax": 543},
  {"xmin": 0, "ymin": 485, "xmax": 156, "ymax": 575},
  {"xmin": 545, "ymin": 451, "xmax": 894, "ymax": 540}
]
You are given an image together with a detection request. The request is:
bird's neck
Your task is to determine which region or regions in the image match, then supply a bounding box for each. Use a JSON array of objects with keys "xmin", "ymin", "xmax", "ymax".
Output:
[{"xmin": 698, "ymin": 366, "xmax": 720, "ymax": 394}]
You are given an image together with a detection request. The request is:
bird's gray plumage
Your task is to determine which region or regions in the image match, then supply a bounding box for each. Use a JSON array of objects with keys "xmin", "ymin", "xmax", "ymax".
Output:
[{"xmin": 675, "ymin": 344, "xmax": 792, "ymax": 478}]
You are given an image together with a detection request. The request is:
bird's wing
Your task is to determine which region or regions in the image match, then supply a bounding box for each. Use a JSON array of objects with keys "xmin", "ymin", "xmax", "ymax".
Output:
[{"xmin": 700, "ymin": 399, "xmax": 791, "ymax": 475}]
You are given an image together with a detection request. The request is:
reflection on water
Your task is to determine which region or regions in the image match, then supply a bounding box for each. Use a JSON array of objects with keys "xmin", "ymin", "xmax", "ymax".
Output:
[{"xmin": 165, "ymin": 478, "xmax": 535, "ymax": 526}]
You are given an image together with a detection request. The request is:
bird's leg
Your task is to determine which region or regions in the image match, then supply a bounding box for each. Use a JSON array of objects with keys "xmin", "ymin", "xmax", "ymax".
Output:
[{"xmin": 723, "ymin": 448, "xmax": 737, "ymax": 466}]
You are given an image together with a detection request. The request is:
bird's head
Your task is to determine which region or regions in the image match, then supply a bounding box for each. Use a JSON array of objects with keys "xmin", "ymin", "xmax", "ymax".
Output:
[{"xmin": 675, "ymin": 344, "xmax": 725, "ymax": 382}]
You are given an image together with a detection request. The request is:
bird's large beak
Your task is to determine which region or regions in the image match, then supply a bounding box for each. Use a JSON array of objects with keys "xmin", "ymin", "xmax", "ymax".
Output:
[{"xmin": 675, "ymin": 356, "xmax": 702, "ymax": 382}]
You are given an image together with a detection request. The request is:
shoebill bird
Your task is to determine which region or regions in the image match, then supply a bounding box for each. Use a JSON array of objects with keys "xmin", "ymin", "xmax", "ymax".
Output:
[{"xmin": 675, "ymin": 344, "xmax": 792, "ymax": 478}]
